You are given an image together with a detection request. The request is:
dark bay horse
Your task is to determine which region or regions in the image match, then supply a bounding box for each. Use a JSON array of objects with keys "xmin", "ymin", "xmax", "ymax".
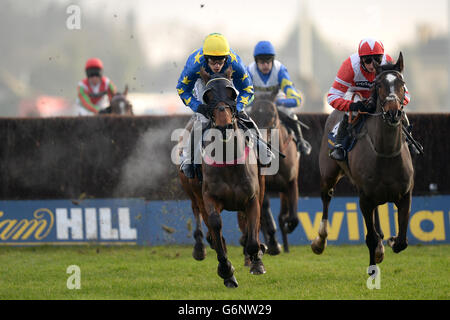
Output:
[
  {"xmin": 249, "ymin": 97, "xmax": 299, "ymax": 253},
  {"xmin": 179, "ymin": 70, "xmax": 266, "ymax": 288},
  {"xmin": 100, "ymin": 85, "xmax": 134, "ymax": 115},
  {"xmin": 312, "ymin": 52, "xmax": 414, "ymax": 270}
]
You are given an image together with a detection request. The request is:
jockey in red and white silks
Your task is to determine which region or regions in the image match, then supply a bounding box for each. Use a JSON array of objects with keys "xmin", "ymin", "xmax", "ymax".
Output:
[
  {"xmin": 327, "ymin": 38, "xmax": 410, "ymax": 112},
  {"xmin": 328, "ymin": 38, "xmax": 416, "ymax": 161}
]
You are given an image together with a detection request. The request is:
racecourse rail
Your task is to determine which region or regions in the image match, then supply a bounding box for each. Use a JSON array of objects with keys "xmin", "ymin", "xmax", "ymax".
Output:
[{"xmin": 0, "ymin": 113, "xmax": 449, "ymax": 246}]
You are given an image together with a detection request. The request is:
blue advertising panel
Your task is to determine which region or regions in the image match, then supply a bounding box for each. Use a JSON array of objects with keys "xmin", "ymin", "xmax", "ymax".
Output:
[
  {"xmin": 0, "ymin": 199, "xmax": 144, "ymax": 245},
  {"xmin": 0, "ymin": 196, "xmax": 449, "ymax": 246}
]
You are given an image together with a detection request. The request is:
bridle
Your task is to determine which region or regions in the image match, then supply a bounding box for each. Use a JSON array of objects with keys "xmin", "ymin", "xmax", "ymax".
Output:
[
  {"xmin": 372, "ymin": 70, "xmax": 406, "ymax": 126},
  {"xmin": 203, "ymin": 77, "xmax": 238, "ymax": 128}
]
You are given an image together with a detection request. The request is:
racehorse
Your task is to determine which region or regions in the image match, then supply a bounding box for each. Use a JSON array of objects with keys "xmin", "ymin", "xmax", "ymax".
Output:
[
  {"xmin": 311, "ymin": 52, "xmax": 414, "ymax": 270},
  {"xmin": 179, "ymin": 69, "xmax": 266, "ymax": 288},
  {"xmin": 248, "ymin": 96, "xmax": 299, "ymax": 254},
  {"xmin": 99, "ymin": 85, "xmax": 134, "ymax": 115}
]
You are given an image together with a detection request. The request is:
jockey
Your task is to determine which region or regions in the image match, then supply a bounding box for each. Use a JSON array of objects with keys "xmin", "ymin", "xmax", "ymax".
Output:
[
  {"xmin": 247, "ymin": 40, "xmax": 311, "ymax": 155},
  {"xmin": 76, "ymin": 58, "xmax": 116, "ymax": 115},
  {"xmin": 176, "ymin": 33, "xmax": 272, "ymax": 179},
  {"xmin": 327, "ymin": 38, "xmax": 418, "ymax": 161}
]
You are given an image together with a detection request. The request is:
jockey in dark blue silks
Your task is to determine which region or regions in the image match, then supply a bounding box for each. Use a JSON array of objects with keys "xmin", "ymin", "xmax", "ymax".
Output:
[
  {"xmin": 176, "ymin": 33, "xmax": 273, "ymax": 179},
  {"xmin": 247, "ymin": 41, "xmax": 312, "ymax": 156}
]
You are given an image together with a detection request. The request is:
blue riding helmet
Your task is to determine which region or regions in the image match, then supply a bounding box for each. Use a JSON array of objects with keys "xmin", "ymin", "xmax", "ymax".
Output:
[{"xmin": 253, "ymin": 41, "xmax": 276, "ymax": 57}]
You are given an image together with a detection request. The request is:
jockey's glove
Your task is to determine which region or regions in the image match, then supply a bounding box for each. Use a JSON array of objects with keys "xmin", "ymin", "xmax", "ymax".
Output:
[
  {"xmin": 196, "ymin": 104, "xmax": 209, "ymax": 117},
  {"xmin": 349, "ymin": 101, "xmax": 371, "ymax": 113}
]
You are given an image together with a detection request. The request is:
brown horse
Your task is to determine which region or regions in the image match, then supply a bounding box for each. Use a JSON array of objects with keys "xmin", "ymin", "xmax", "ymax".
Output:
[
  {"xmin": 312, "ymin": 52, "xmax": 414, "ymax": 270},
  {"xmin": 100, "ymin": 85, "xmax": 134, "ymax": 115},
  {"xmin": 249, "ymin": 97, "xmax": 299, "ymax": 254},
  {"xmin": 179, "ymin": 70, "xmax": 266, "ymax": 288}
]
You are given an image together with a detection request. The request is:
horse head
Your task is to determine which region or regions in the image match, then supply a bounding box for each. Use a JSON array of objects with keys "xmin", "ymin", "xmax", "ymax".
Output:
[
  {"xmin": 372, "ymin": 52, "xmax": 406, "ymax": 126},
  {"xmin": 200, "ymin": 67, "xmax": 238, "ymax": 133},
  {"xmin": 109, "ymin": 85, "xmax": 134, "ymax": 115},
  {"xmin": 249, "ymin": 98, "xmax": 279, "ymax": 131}
]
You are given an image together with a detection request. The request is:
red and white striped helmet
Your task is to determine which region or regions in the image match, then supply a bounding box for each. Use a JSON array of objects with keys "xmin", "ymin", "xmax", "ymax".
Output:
[{"xmin": 358, "ymin": 38, "xmax": 384, "ymax": 57}]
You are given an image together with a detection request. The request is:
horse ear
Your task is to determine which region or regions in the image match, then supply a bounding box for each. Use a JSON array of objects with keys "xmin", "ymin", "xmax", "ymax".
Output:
[
  {"xmin": 123, "ymin": 84, "xmax": 128, "ymax": 96},
  {"xmin": 224, "ymin": 67, "xmax": 233, "ymax": 80},
  {"xmin": 200, "ymin": 67, "xmax": 210, "ymax": 84},
  {"xmin": 395, "ymin": 52, "xmax": 404, "ymax": 73}
]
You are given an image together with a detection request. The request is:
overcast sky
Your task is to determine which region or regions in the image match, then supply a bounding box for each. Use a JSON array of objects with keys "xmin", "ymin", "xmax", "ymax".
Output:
[{"xmin": 81, "ymin": 0, "xmax": 448, "ymax": 65}]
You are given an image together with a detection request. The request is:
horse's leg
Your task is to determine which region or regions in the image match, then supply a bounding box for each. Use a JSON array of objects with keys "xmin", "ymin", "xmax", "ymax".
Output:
[
  {"xmin": 237, "ymin": 211, "xmax": 251, "ymax": 267},
  {"xmin": 279, "ymin": 193, "xmax": 290, "ymax": 253},
  {"xmin": 191, "ymin": 201, "xmax": 207, "ymax": 261},
  {"xmin": 281, "ymin": 178, "xmax": 299, "ymax": 236},
  {"xmin": 260, "ymin": 194, "xmax": 282, "ymax": 255},
  {"xmin": 388, "ymin": 191, "xmax": 411, "ymax": 253},
  {"xmin": 374, "ymin": 206, "xmax": 385, "ymax": 241},
  {"xmin": 203, "ymin": 194, "xmax": 238, "ymax": 288},
  {"xmin": 311, "ymin": 161, "xmax": 342, "ymax": 254},
  {"xmin": 245, "ymin": 196, "xmax": 266, "ymax": 275},
  {"xmin": 360, "ymin": 196, "xmax": 383, "ymax": 267},
  {"xmin": 194, "ymin": 188, "xmax": 214, "ymax": 250},
  {"xmin": 373, "ymin": 206, "xmax": 385, "ymax": 263}
]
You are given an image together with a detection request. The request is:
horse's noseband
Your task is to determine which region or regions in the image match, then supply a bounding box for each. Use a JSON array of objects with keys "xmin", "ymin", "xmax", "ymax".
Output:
[{"xmin": 382, "ymin": 106, "xmax": 403, "ymax": 126}]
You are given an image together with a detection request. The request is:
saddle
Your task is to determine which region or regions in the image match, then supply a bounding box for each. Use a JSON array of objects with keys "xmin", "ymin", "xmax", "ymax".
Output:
[{"xmin": 328, "ymin": 114, "xmax": 367, "ymax": 153}]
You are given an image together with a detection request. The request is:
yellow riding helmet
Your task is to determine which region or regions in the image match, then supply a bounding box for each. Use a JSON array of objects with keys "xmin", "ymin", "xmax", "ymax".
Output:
[{"xmin": 203, "ymin": 33, "xmax": 230, "ymax": 56}]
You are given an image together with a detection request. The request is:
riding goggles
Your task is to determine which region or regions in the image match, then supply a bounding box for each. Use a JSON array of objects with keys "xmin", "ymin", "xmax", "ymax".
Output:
[
  {"xmin": 86, "ymin": 67, "xmax": 102, "ymax": 78},
  {"xmin": 205, "ymin": 55, "xmax": 227, "ymax": 64},
  {"xmin": 361, "ymin": 55, "xmax": 383, "ymax": 65}
]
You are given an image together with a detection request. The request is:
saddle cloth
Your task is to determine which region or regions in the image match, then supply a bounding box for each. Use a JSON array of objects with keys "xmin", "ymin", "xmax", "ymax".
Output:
[{"xmin": 327, "ymin": 115, "xmax": 366, "ymax": 153}]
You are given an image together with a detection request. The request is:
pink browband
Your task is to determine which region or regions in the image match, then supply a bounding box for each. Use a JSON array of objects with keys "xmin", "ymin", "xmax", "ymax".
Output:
[{"xmin": 203, "ymin": 146, "xmax": 250, "ymax": 167}]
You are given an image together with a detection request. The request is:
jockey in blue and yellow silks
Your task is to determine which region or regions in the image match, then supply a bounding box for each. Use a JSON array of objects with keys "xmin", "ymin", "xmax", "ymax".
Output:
[
  {"xmin": 176, "ymin": 34, "xmax": 254, "ymax": 113},
  {"xmin": 177, "ymin": 33, "xmax": 271, "ymax": 179},
  {"xmin": 247, "ymin": 41, "xmax": 311, "ymax": 155}
]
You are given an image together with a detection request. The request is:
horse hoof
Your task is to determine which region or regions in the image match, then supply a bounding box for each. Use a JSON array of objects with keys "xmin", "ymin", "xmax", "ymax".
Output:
[
  {"xmin": 224, "ymin": 275, "xmax": 238, "ymax": 288},
  {"xmin": 192, "ymin": 244, "xmax": 206, "ymax": 261},
  {"xmin": 389, "ymin": 237, "xmax": 408, "ymax": 253},
  {"xmin": 311, "ymin": 237, "xmax": 326, "ymax": 255},
  {"xmin": 284, "ymin": 218, "xmax": 299, "ymax": 234},
  {"xmin": 266, "ymin": 243, "xmax": 282, "ymax": 256},
  {"xmin": 375, "ymin": 243, "xmax": 385, "ymax": 264},
  {"xmin": 250, "ymin": 260, "xmax": 266, "ymax": 275}
]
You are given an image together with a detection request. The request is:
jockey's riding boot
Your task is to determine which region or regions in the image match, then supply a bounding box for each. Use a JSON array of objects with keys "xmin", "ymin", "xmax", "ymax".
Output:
[
  {"xmin": 291, "ymin": 114, "xmax": 312, "ymax": 156},
  {"xmin": 402, "ymin": 113, "xmax": 421, "ymax": 156},
  {"xmin": 180, "ymin": 128, "xmax": 196, "ymax": 179},
  {"xmin": 180, "ymin": 117, "xmax": 206, "ymax": 179},
  {"xmin": 329, "ymin": 114, "xmax": 349, "ymax": 161}
]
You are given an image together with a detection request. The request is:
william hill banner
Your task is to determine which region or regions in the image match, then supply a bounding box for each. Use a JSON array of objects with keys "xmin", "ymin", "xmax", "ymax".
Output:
[{"xmin": 0, "ymin": 196, "xmax": 449, "ymax": 246}]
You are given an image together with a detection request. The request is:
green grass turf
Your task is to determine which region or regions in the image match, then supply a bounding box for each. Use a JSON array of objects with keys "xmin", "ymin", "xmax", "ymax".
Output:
[{"xmin": 0, "ymin": 244, "xmax": 448, "ymax": 300}]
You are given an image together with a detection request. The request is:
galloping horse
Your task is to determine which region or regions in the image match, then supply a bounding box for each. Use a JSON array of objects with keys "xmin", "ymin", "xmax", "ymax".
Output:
[
  {"xmin": 312, "ymin": 52, "xmax": 414, "ymax": 269},
  {"xmin": 179, "ymin": 69, "xmax": 266, "ymax": 288},
  {"xmin": 249, "ymin": 96, "xmax": 299, "ymax": 254},
  {"xmin": 99, "ymin": 85, "xmax": 134, "ymax": 115}
]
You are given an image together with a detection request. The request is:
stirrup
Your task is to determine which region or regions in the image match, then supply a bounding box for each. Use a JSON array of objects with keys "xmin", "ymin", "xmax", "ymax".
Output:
[
  {"xmin": 329, "ymin": 144, "xmax": 346, "ymax": 161},
  {"xmin": 299, "ymin": 139, "xmax": 312, "ymax": 156}
]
